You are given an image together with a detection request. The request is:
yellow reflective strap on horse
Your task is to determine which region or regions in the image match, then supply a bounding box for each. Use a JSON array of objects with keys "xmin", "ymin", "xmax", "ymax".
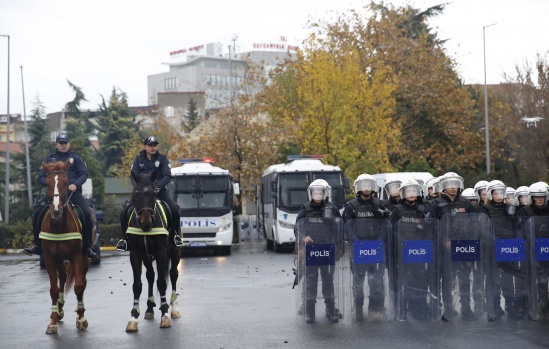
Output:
[
  {"xmin": 126, "ymin": 227, "xmax": 169, "ymax": 236},
  {"xmin": 127, "ymin": 209, "xmax": 135, "ymax": 227},
  {"xmin": 155, "ymin": 200, "xmax": 168, "ymax": 228},
  {"xmin": 39, "ymin": 232, "xmax": 83, "ymax": 241},
  {"xmin": 51, "ymin": 304, "xmax": 60, "ymax": 315}
]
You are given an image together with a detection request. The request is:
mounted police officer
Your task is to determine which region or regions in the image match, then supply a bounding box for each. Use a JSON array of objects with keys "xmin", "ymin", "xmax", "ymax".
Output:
[
  {"xmin": 343, "ymin": 174, "xmax": 390, "ymax": 321},
  {"xmin": 23, "ymin": 133, "xmax": 97, "ymax": 258},
  {"xmin": 116, "ymin": 136, "xmax": 183, "ymax": 251},
  {"xmin": 295, "ymin": 179, "xmax": 342, "ymax": 324}
]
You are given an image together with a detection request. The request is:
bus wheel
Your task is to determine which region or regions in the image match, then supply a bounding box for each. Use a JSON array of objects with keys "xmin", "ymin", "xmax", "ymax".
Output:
[{"xmin": 266, "ymin": 238, "xmax": 273, "ymax": 250}]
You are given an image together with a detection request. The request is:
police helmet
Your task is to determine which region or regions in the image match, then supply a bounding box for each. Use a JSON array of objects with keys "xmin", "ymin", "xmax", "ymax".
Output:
[
  {"xmin": 353, "ymin": 174, "xmax": 378, "ymax": 195},
  {"xmin": 433, "ymin": 176, "xmax": 443, "ymax": 194},
  {"xmin": 528, "ymin": 182, "xmax": 548, "ymax": 207},
  {"xmin": 399, "ymin": 179, "xmax": 422, "ymax": 200},
  {"xmin": 384, "ymin": 178, "xmax": 402, "ymax": 198},
  {"xmin": 505, "ymin": 187, "xmax": 516, "ymax": 205},
  {"xmin": 461, "ymin": 188, "xmax": 477, "ymax": 201},
  {"xmin": 307, "ymin": 179, "xmax": 332, "ymax": 202},
  {"xmin": 474, "ymin": 180, "xmax": 489, "ymax": 195},
  {"xmin": 440, "ymin": 172, "xmax": 464, "ymax": 193},
  {"xmin": 424, "ymin": 177, "xmax": 437, "ymax": 193},
  {"xmin": 486, "ymin": 180, "xmax": 506, "ymax": 201},
  {"xmin": 515, "ymin": 186, "xmax": 530, "ymax": 206}
]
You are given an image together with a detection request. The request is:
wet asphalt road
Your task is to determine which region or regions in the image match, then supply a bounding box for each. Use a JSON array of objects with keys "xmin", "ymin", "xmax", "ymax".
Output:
[{"xmin": 1, "ymin": 240, "xmax": 549, "ymax": 349}]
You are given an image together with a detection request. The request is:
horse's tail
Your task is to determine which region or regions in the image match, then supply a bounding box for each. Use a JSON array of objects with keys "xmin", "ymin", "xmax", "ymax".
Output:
[{"xmin": 65, "ymin": 261, "xmax": 75, "ymax": 293}]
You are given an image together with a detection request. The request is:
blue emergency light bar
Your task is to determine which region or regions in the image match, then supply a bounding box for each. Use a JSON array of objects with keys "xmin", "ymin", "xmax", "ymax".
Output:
[
  {"xmin": 287, "ymin": 155, "xmax": 324, "ymax": 161},
  {"xmin": 179, "ymin": 157, "xmax": 215, "ymax": 164}
]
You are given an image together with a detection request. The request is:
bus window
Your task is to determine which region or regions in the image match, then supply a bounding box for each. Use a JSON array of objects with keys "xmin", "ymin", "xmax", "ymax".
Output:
[
  {"xmin": 175, "ymin": 176, "xmax": 196, "ymax": 190},
  {"xmin": 177, "ymin": 193, "xmax": 198, "ymax": 209},
  {"xmin": 279, "ymin": 173, "xmax": 309, "ymax": 210},
  {"xmin": 201, "ymin": 176, "xmax": 229, "ymax": 190}
]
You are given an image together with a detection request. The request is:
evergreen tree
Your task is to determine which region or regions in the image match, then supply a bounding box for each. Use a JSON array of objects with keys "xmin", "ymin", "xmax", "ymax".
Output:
[
  {"xmin": 182, "ymin": 98, "xmax": 201, "ymax": 132},
  {"xmin": 27, "ymin": 98, "xmax": 52, "ymax": 198},
  {"xmin": 97, "ymin": 87, "xmax": 139, "ymax": 176}
]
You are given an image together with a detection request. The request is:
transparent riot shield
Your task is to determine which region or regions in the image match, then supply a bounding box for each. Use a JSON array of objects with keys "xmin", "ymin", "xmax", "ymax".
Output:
[
  {"xmin": 441, "ymin": 213, "xmax": 490, "ymax": 321},
  {"xmin": 527, "ymin": 216, "xmax": 549, "ymax": 320},
  {"xmin": 395, "ymin": 218, "xmax": 441, "ymax": 321},
  {"xmin": 346, "ymin": 219, "xmax": 393, "ymax": 322},
  {"xmin": 295, "ymin": 217, "xmax": 344, "ymax": 323},
  {"xmin": 488, "ymin": 216, "xmax": 529, "ymax": 320}
]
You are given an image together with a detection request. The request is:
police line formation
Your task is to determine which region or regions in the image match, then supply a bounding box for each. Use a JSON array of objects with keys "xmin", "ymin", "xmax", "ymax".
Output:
[{"xmin": 294, "ymin": 173, "xmax": 549, "ymax": 324}]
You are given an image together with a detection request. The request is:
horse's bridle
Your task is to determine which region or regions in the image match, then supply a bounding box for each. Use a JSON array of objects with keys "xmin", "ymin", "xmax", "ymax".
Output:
[{"xmin": 46, "ymin": 171, "xmax": 73, "ymax": 216}]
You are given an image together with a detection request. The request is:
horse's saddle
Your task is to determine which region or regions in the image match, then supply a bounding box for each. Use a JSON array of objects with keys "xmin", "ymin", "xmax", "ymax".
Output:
[{"xmin": 124, "ymin": 199, "xmax": 173, "ymax": 232}]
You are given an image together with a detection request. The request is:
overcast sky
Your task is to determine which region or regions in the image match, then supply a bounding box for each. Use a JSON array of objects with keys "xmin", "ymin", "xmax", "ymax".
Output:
[{"xmin": 0, "ymin": 0, "xmax": 548, "ymax": 115}]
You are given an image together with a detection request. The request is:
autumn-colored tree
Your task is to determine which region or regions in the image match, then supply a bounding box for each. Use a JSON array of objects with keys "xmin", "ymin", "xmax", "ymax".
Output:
[
  {"xmin": 265, "ymin": 9, "xmax": 401, "ymax": 182},
  {"xmin": 173, "ymin": 61, "xmax": 285, "ymax": 199}
]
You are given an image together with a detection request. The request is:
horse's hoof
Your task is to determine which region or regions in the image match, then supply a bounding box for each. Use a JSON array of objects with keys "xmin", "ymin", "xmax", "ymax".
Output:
[
  {"xmin": 160, "ymin": 314, "xmax": 171, "ymax": 328},
  {"xmin": 171, "ymin": 310, "xmax": 181, "ymax": 319},
  {"xmin": 46, "ymin": 325, "xmax": 58, "ymax": 334},
  {"xmin": 76, "ymin": 317, "xmax": 88, "ymax": 330},
  {"xmin": 126, "ymin": 319, "xmax": 138, "ymax": 333},
  {"xmin": 144, "ymin": 311, "xmax": 154, "ymax": 320}
]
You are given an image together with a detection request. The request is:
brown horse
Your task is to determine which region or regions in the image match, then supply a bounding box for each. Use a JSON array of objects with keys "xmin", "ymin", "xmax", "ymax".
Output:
[{"xmin": 40, "ymin": 159, "xmax": 90, "ymax": 334}]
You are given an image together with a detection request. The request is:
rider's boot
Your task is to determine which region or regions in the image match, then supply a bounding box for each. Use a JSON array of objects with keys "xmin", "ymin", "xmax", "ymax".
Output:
[
  {"xmin": 82, "ymin": 225, "xmax": 98, "ymax": 259},
  {"xmin": 23, "ymin": 226, "xmax": 42, "ymax": 256}
]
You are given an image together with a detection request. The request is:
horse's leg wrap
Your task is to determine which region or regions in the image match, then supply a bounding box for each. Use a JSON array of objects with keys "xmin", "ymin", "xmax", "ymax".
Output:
[
  {"xmin": 160, "ymin": 303, "xmax": 169, "ymax": 314},
  {"xmin": 58, "ymin": 292, "xmax": 65, "ymax": 304},
  {"xmin": 131, "ymin": 308, "xmax": 140, "ymax": 319},
  {"xmin": 147, "ymin": 296, "xmax": 156, "ymax": 308},
  {"xmin": 51, "ymin": 304, "xmax": 60, "ymax": 316},
  {"xmin": 74, "ymin": 301, "xmax": 85, "ymax": 312},
  {"xmin": 170, "ymin": 291, "xmax": 177, "ymax": 305}
]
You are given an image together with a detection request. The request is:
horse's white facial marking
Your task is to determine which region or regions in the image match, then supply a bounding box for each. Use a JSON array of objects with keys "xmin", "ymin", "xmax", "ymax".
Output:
[{"xmin": 53, "ymin": 175, "xmax": 60, "ymax": 210}]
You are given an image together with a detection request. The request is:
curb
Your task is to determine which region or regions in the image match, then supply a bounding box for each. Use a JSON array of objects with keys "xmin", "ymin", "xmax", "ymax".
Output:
[{"xmin": 0, "ymin": 246, "xmax": 117, "ymax": 254}]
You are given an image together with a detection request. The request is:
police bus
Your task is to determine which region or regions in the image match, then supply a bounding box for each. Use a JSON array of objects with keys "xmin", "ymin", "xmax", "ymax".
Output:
[
  {"xmin": 258, "ymin": 155, "xmax": 349, "ymax": 252},
  {"xmin": 167, "ymin": 158, "xmax": 239, "ymax": 255}
]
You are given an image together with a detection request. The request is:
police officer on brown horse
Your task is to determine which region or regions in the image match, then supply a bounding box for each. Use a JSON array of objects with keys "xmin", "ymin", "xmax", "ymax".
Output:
[{"xmin": 23, "ymin": 133, "xmax": 97, "ymax": 258}]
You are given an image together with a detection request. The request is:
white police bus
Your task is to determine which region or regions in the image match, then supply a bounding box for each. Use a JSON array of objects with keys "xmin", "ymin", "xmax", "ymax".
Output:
[
  {"xmin": 258, "ymin": 155, "xmax": 349, "ymax": 252},
  {"xmin": 167, "ymin": 158, "xmax": 239, "ymax": 255}
]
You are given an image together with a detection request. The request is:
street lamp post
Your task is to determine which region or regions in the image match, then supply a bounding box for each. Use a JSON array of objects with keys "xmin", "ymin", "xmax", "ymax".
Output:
[
  {"xmin": 1, "ymin": 34, "xmax": 10, "ymax": 223},
  {"xmin": 483, "ymin": 23, "xmax": 496, "ymax": 175},
  {"xmin": 20, "ymin": 66, "xmax": 33, "ymax": 209}
]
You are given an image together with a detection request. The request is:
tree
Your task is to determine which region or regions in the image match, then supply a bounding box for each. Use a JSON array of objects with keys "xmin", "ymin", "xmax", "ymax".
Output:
[
  {"xmin": 265, "ymin": 9, "xmax": 400, "ymax": 182},
  {"xmin": 182, "ymin": 98, "xmax": 201, "ymax": 133},
  {"xmin": 63, "ymin": 81, "xmax": 105, "ymax": 205},
  {"xmin": 97, "ymin": 87, "xmax": 140, "ymax": 176}
]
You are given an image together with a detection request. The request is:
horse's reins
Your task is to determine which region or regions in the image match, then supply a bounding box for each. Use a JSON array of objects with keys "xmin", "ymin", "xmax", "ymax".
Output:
[{"xmin": 46, "ymin": 170, "xmax": 74, "ymax": 209}]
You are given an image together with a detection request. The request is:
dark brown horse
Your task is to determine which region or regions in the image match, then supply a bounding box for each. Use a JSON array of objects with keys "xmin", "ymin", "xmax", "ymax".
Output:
[
  {"xmin": 40, "ymin": 159, "xmax": 90, "ymax": 334},
  {"xmin": 124, "ymin": 170, "xmax": 175, "ymax": 332}
]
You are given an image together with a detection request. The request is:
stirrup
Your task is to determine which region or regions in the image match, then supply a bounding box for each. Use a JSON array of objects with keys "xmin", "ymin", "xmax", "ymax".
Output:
[
  {"xmin": 116, "ymin": 239, "xmax": 127, "ymax": 252},
  {"xmin": 174, "ymin": 235, "xmax": 184, "ymax": 248}
]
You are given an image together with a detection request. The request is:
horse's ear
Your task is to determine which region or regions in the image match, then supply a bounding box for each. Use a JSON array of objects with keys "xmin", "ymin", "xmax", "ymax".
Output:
[
  {"xmin": 131, "ymin": 170, "xmax": 139, "ymax": 186},
  {"xmin": 61, "ymin": 158, "xmax": 71, "ymax": 172},
  {"xmin": 150, "ymin": 169, "xmax": 158, "ymax": 183}
]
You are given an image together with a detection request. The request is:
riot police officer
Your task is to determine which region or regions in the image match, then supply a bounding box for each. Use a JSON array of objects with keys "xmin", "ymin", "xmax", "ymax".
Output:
[
  {"xmin": 424, "ymin": 177, "xmax": 440, "ymax": 202},
  {"xmin": 295, "ymin": 179, "xmax": 341, "ymax": 324},
  {"xmin": 515, "ymin": 186, "xmax": 530, "ymax": 208},
  {"xmin": 482, "ymin": 180, "xmax": 525, "ymax": 319},
  {"xmin": 381, "ymin": 178, "xmax": 402, "ymax": 213},
  {"xmin": 390, "ymin": 179, "xmax": 433, "ymax": 320},
  {"xmin": 343, "ymin": 174, "xmax": 389, "ymax": 321},
  {"xmin": 462, "ymin": 188, "xmax": 481, "ymax": 211},
  {"xmin": 474, "ymin": 180, "xmax": 490, "ymax": 206}
]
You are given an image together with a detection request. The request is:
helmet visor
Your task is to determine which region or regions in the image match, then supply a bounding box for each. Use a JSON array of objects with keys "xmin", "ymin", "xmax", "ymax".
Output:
[
  {"xmin": 356, "ymin": 179, "xmax": 376, "ymax": 192},
  {"xmin": 401, "ymin": 185, "xmax": 420, "ymax": 198},
  {"xmin": 442, "ymin": 179, "xmax": 463, "ymax": 191},
  {"xmin": 385, "ymin": 182, "xmax": 401, "ymax": 196},
  {"xmin": 311, "ymin": 188, "xmax": 325, "ymax": 201}
]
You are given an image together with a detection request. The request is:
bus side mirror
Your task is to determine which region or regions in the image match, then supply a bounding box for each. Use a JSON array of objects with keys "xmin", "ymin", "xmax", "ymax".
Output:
[
  {"xmin": 344, "ymin": 177, "xmax": 351, "ymax": 194},
  {"xmin": 271, "ymin": 181, "xmax": 277, "ymax": 198}
]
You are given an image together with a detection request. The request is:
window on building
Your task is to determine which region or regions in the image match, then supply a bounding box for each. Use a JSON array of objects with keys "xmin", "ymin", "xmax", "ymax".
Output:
[
  {"xmin": 165, "ymin": 106, "xmax": 175, "ymax": 118},
  {"xmin": 164, "ymin": 77, "xmax": 178, "ymax": 90}
]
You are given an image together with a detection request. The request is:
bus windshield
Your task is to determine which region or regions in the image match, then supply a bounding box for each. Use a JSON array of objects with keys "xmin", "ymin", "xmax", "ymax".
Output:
[
  {"xmin": 278, "ymin": 171, "xmax": 344, "ymax": 212},
  {"xmin": 172, "ymin": 175, "xmax": 231, "ymax": 213}
]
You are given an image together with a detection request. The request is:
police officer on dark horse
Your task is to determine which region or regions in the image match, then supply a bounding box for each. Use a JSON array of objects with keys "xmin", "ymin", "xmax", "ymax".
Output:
[
  {"xmin": 117, "ymin": 135, "xmax": 183, "ymax": 251},
  {"xmin": 23, "ymin": 133, "xmax": 97, "ymax": 259}
]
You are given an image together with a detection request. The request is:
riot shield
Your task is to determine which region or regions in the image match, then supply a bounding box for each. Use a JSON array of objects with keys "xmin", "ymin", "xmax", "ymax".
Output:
[
  {"xmin": 295, "ymin": 217, "xmax": 344, "ymax": 323},
  {"xmin": 395, "ymin": 218, "xmax": 441, "ymax": 321},
  {"xmin": 527, "ymin": 216, "xmax": 549, "ymax": 320},
  {"xmin": 441, "ymin": 213, "xmax": 490, "ymax": 321},
  {"xmin": 346, "ymin": 218, "xmax": 393, "ymax": 322},
  {"xmin": 488, "ymin": 216, "xmax": 529, "ymax": 320}
]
